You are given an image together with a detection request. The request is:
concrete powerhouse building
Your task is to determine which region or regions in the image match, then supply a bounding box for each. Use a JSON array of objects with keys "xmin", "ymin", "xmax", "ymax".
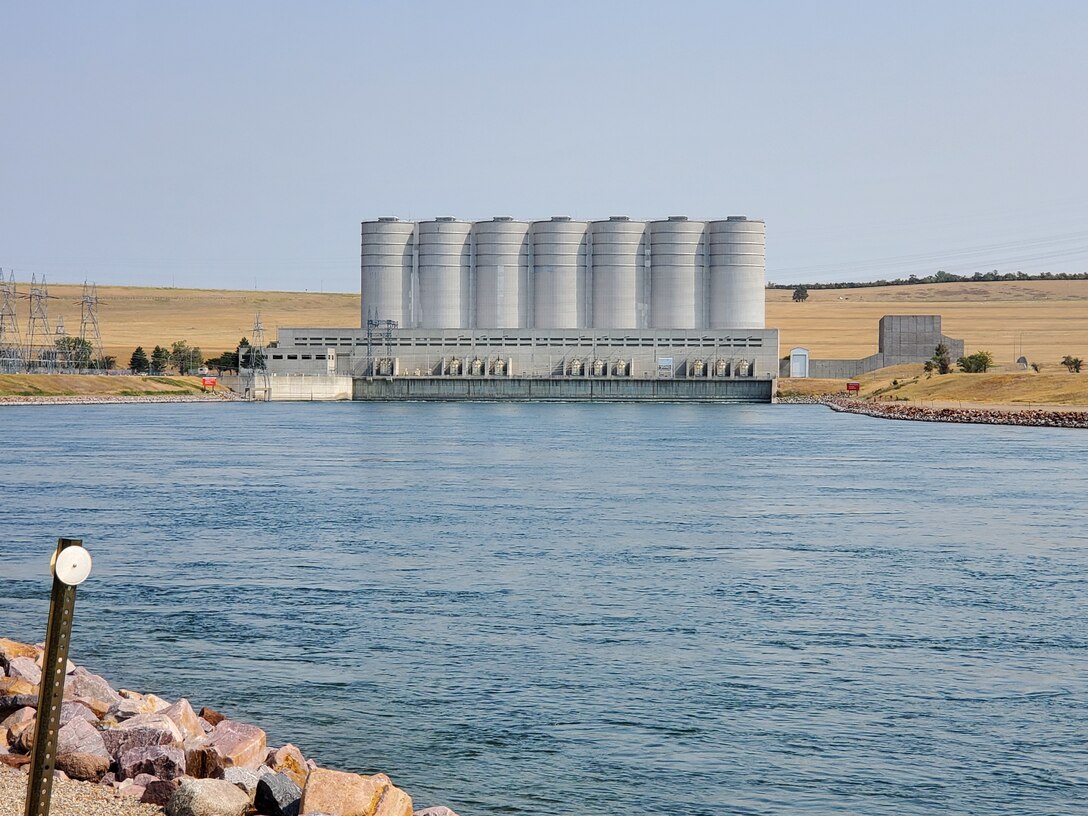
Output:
[{"xmin": 264, "ymin": 215, "xmax": 780, "ymax": 401}]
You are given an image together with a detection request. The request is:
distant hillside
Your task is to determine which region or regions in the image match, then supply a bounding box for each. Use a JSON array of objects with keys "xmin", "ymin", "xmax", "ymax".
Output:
[
  {"xmin": 767, "ymin": 279, "xmax": 1088, "ymax": 365},
  {"xmin": 770, "ymin": 270, "xmax": 1088, "ymax": 290}
]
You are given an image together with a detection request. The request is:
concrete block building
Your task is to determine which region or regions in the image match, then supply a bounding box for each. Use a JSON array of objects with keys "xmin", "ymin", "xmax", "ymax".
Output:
[{"xmin": 782, "ymin": 314, "xmax": 965, "ymax": 379}]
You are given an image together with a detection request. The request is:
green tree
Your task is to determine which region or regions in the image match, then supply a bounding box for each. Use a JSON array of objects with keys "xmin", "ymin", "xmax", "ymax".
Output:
[
  {"xmin": 928, "ymin": 343, "xmax": 952, "ymax": 375},
  {"xmin": 53, "ymin": 335, "xmax": 93, "ymax": 368},
  {"xmin": 237, "ymin": 337, "xmax": 266, "ymax": 370},
  {"xmin": 957, "ymin": 351, "xmax": 994, "ymax": 373},
  {"xmin": 1061, "ymin": 355, "xmax": 1084, "ymax": 373},
  {"xmin": 205, "ymin": 350, "xmax": 239, "ymax": 375},
  {"xmin": 170, "ymin": 341, "xmax": 203, "ymax": 374},
  {"xmin": 150, "ymin": 345, "xmax": 170, "ymax": 375},
  {"xmin": 129, "ymin": 346, "xmax": 150, "ymax": 373},
  {"xmin": 792, "ymin": 285, "xmax": 809, "ymax": 302}
]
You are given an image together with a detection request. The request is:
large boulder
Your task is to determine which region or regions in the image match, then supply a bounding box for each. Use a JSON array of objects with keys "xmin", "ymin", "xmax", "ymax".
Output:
[
  {"xmin": 374, "ymin": 783, "xmax": 412, "ymax": 816},
  {"xmin": 163, "ymin": 699, "xmax": 204, "ymax": 741},
  {"xmin": 166, "ymin": 778, "xmax": 251, "ymax": 816},
  {"xmin": 187, "ymin": 720, "xmax": 266, "ymax": 777},
  {"xmin": 300, "ymin": 769, "xmax": 412, "ymax": 816},
  {"xmin": 0, "ymin": 678, "xmax": 37, "ymax": 697},
  {"xmin": 414, "ymin": 808, "xmax": 460, "ymax": 816},
  {"xmin": 119, "ymin": 744, "xmax": 187, "ymax": 781},
  {"xmin": 5, "ymin": 657, "xmax": 42, "ymax": 686},
  {"xmin": 222, "ymin": 766, "xmax": 261, "ymax": 800},
  {"xmin": 108, "ymin": 693, "xmax": 171, "ymax": 722},
  {"xmin": 64, "ymin": 667, "xmax": 122, "ymax": 713},
  {"xmin": 56, "ymin": 751, "xmax": 111, "ymax": 782},
  {"xmin": 57, "ymin": 716, "xmax": 109, "ymax": 757},
  {"xmin": 1, "ymin": 706, "xmax": 36, "ymax": 741},
  {"xmin": 198, "ymin": 707, "xmax": 226, "ymax": 726},
  {"xmin": 102, "ymin": 713, "xmax": 183, "ymax": 760},
  {"xmin": 142, "ymin": 777, "xmax": 181, "ymax": 807},
  {"xmin": 58, "ymin": 701, "xmax": 98, "ymax": 727},
  {"xmin": 0, "ymin": 639, "xmax": 38, "ymax": 671},
  {"xmin": 256, "ymin": 771, "xmax": 302, "ymax": 816},
  {"xmin": 0, "ymin": 694, "xmax": 39, "ymax": 718},
  {"xmin": 268, "ymin": 743, "xmax": 309, "ymax": 789}
]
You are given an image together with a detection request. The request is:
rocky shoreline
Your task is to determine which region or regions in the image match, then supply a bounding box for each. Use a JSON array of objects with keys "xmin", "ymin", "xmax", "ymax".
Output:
[
  {"xmin": 0, "ymin": 394, "xmax": 242, "ymax": 406},
  {"xmin": 778, "ymin": 395, "xmax": 1088, "ymax": 428},
  {"xmin": 1, "ymin": 638, "xmax": 456, "ymax": 816}
]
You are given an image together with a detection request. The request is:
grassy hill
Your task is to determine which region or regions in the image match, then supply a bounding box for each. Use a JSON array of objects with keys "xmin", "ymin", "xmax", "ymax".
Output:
[
  {"xmin": 0, "ymin": 374, "xmax": 210, "ymax": 398},
  {"xmin": 780, "ymin": 363, "xmax": 1088, "ymax": 407}
]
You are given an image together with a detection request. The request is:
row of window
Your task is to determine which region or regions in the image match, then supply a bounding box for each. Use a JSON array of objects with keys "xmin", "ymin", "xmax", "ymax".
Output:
[{"xmin": 288, "ymin": 338, "xmax": 763, "ymax": 349}]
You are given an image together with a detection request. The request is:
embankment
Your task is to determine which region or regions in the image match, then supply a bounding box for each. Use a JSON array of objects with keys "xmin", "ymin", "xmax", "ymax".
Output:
[
  {"xmin": 1, "ymin": 638, "xmax": 456, "ymax": 816},
  {"xmin": 779, "ymin": 395, "xmax": 1088, "ymax": 429}
]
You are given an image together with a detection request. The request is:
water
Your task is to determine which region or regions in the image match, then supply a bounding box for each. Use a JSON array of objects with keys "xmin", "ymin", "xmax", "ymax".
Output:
[{"xmin": 2, "ymin": 403, "xmax": 1087, "ymax": 815}]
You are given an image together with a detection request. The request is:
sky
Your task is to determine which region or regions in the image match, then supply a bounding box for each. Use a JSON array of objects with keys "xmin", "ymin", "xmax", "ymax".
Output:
[{"xmin": 2, "ymin": 0, "xmax": 1087, "ymax": 292}]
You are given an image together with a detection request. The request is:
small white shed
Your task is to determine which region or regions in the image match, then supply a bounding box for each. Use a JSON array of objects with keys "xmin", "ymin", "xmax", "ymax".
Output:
[{"xmin": 789, "ymin": 347, "xmax": 810, "ymax": 378}]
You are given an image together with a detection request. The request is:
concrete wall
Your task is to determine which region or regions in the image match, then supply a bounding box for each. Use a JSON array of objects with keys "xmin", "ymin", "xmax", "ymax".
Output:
[
  {"xmin": 879, "ymin": 314, "xmax": 964, "ymax": 359},
  {"xmin": 267, "ymin": 375, "xmax": 352, "ymax": 401},
  {"xmin": 354, "ymin": 376, "xmax": 774, "ymax": 402}
]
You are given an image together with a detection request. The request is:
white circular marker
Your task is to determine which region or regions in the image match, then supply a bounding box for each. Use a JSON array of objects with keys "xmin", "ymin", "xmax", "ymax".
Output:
[{"xmin": 53, "ymin": 546, "xmax": 92, "ymax": 586}]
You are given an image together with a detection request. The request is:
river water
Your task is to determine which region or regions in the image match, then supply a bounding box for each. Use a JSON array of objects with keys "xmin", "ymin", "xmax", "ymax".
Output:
[{"xmin": 2, "ymin": 403, "xmax": 1086, "ymax": 815}]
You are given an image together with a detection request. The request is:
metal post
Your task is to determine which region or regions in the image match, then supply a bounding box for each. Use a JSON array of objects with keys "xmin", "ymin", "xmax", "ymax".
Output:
[{"xmin": 24, "ymin": 538, "xmax": 92, "ymax": 816}]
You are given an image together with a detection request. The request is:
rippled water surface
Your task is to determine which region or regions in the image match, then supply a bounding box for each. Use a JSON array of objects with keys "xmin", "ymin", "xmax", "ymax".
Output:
[{"xmin": 2, "ymin": 403, "xmax": 1087, "ymax": 815}]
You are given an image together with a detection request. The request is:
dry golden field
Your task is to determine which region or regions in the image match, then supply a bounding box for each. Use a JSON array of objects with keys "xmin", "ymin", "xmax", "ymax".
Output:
[
  {"xmin": 13, "ymin": 284, "xmax": 360, "ymax": 360},
  {"xmin": 7, "ymin": 279, "xmax": 1088, "ymax": 374},
  {"xmin": 768, "ymin": 279, "xmax": 1088, "ymax": 365}
]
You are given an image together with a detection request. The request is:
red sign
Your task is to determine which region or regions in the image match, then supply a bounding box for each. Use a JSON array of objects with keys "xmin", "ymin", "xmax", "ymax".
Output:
[
  {"xmin": 846, "ymin": 381, "xmax": 861, "ymax": 393},
  {"xmin": 202, "ymin": 377, "xmax": 217, "ymax": 388}
]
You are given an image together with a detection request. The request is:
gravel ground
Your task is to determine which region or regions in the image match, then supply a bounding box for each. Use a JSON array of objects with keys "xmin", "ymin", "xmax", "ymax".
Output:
[{"xmin": 0, "ymin": 767, "xmax": 163, "ymax": 816}]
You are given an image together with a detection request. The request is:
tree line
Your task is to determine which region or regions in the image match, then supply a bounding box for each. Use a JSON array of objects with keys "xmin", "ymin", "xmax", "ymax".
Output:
[
  {"xmin": 127, "ymin": 338, "xmax": 270, "ymax": 375},
  {"xmin": 772, "ymin": 269, "xmax": 1088, "ymax": 291}
]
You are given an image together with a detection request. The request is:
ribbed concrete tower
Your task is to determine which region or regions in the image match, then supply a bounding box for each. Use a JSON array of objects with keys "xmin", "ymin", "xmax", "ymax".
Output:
[
  {"xmin": 474, "ymin": 217, "xmax": 529, "ymax": 329},
  {"xmin": 708, "ymin": 217, "xmax": 765, "ymax": 329},
  {"xmin": 417, "ymin": 218, "xmax": 472, "ymax": 329},
  {"xmin": 590, "ymin": 217, "xmax": 648, "ymax": 329},
  {"xmin": 531, "ymin": 217, "xmax": 587, "ymax": 328},
  {"xmin": 360, "ymin": 217, "xmax": 414, "ymax": 326}
]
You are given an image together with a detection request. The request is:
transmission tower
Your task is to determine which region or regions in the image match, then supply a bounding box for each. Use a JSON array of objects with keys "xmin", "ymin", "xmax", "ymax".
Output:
[
  {"xmin": 24, "ymin": 275, "xmax": 53, "ymax": 372},
  {"xmin": 247, "ymin": 311, "xmax": 270, "ymax": 400},
  {"xmin": 78, "ymin": 281, "xmax": 105, "ymax": 370},
  {"xmin": 0, "ymin": 270, "xmax": 23, "ymax": 372}
]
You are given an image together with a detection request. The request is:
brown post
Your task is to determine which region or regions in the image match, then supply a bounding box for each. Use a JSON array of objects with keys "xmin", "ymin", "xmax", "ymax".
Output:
[{"xmin": 23, "ymin": 538, "xmax": 89, "ymax": 816}]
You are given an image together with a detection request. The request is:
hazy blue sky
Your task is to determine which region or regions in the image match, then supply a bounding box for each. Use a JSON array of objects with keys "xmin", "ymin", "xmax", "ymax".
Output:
[{"xmin": 2, "ymin": 1, "xmax": 1086, "ymax": 291}]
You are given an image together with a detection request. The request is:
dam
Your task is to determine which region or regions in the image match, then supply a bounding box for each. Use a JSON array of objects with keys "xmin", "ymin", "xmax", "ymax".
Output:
[{"xmin": 259, "ymin": 215, "xmax": 779, "ymax": 401}]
